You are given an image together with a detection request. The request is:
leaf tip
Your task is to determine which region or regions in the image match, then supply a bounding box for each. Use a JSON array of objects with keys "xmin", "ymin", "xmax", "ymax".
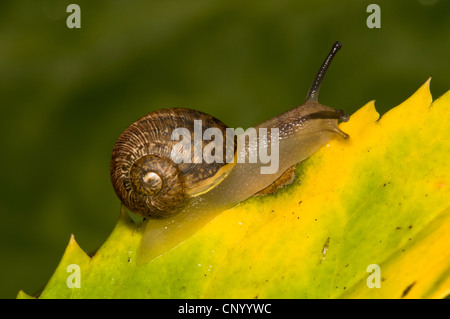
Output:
[
  {"xmin": 339, "ymin": 99, "xmax": 379, "ymax": 136},
  {"xmin": 422, "ymin": 76, "xmax": 433, "ymax": 99},
  {"xmin": 380, "ymin": 78, "xmax": 433, "ymax": 124},
  {"xmin": 356, "ymin": 100, "xmax": 379, "ymax": 120},
  {"xmin": 418, "ymin": 77, "xmax": 433, "ymax": 101},
  {"xmin": 16, "ymin": 290, "xmax": 35, "ymax": 299},
  {"xmin": 66, "ymin": 234, "xmax": 91, "ymax": 261}
]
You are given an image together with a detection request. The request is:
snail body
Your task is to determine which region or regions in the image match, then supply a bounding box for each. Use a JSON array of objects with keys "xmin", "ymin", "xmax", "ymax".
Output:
[{"xmin": 110, "ymin": 42, "xmax": 349, "ymax": 264}]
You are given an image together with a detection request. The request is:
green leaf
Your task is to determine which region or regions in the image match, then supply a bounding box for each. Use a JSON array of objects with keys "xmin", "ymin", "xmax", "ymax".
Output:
[{"xmin": 19, "ymin": 79, "xmax": 450, "ymax": 299}]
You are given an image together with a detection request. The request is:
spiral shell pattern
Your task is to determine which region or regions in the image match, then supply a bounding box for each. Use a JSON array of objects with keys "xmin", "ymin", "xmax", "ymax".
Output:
[{"xmin": 110, "ymin": 108, "xmax": 234, "ymax": 218}]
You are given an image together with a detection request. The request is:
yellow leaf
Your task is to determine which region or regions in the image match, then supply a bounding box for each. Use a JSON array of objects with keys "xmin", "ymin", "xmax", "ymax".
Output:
[{"xmin": 24, "ymin": 80, "xmax": 450, "ymax": 299}]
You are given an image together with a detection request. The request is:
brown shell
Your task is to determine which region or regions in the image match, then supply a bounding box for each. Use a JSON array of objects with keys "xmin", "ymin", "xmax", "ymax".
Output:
[{"xmin": 110, "ymin": 108, "xmax": 236, "ymax": 218}]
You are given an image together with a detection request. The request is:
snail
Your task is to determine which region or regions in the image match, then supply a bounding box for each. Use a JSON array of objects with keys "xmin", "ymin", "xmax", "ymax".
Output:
[{"xmin": 110, "ymin": 41, "xmax": 349, "ymax": 264}]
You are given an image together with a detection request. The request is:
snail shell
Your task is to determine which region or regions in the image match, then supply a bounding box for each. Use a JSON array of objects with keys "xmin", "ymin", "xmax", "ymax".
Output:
[{"xmin": 110, "ymin": 108, "xmax": 235, "ymax": 218}]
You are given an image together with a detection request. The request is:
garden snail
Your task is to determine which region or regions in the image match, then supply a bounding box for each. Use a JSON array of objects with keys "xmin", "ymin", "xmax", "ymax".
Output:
[{"xmin": 110, "ymin": 42, "xmax": 349, "ymax": 264}]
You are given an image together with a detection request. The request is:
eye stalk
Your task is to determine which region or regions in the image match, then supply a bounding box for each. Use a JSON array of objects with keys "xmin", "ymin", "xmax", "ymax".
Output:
[{"xmin": 305, "ymin": 41, "xmax": 342, "ymax": 103}]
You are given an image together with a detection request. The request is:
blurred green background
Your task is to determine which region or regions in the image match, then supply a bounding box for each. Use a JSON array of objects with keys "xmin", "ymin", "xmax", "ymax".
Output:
[{"xmin": 0, "ymin": 0, "xmax": 449, "ymax": 298}]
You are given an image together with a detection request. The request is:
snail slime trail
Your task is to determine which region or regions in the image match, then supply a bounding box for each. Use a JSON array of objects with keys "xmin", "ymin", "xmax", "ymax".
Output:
[{"xmin": 110, "ymin": 42, "xmax": 349, "ymax": 264}]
